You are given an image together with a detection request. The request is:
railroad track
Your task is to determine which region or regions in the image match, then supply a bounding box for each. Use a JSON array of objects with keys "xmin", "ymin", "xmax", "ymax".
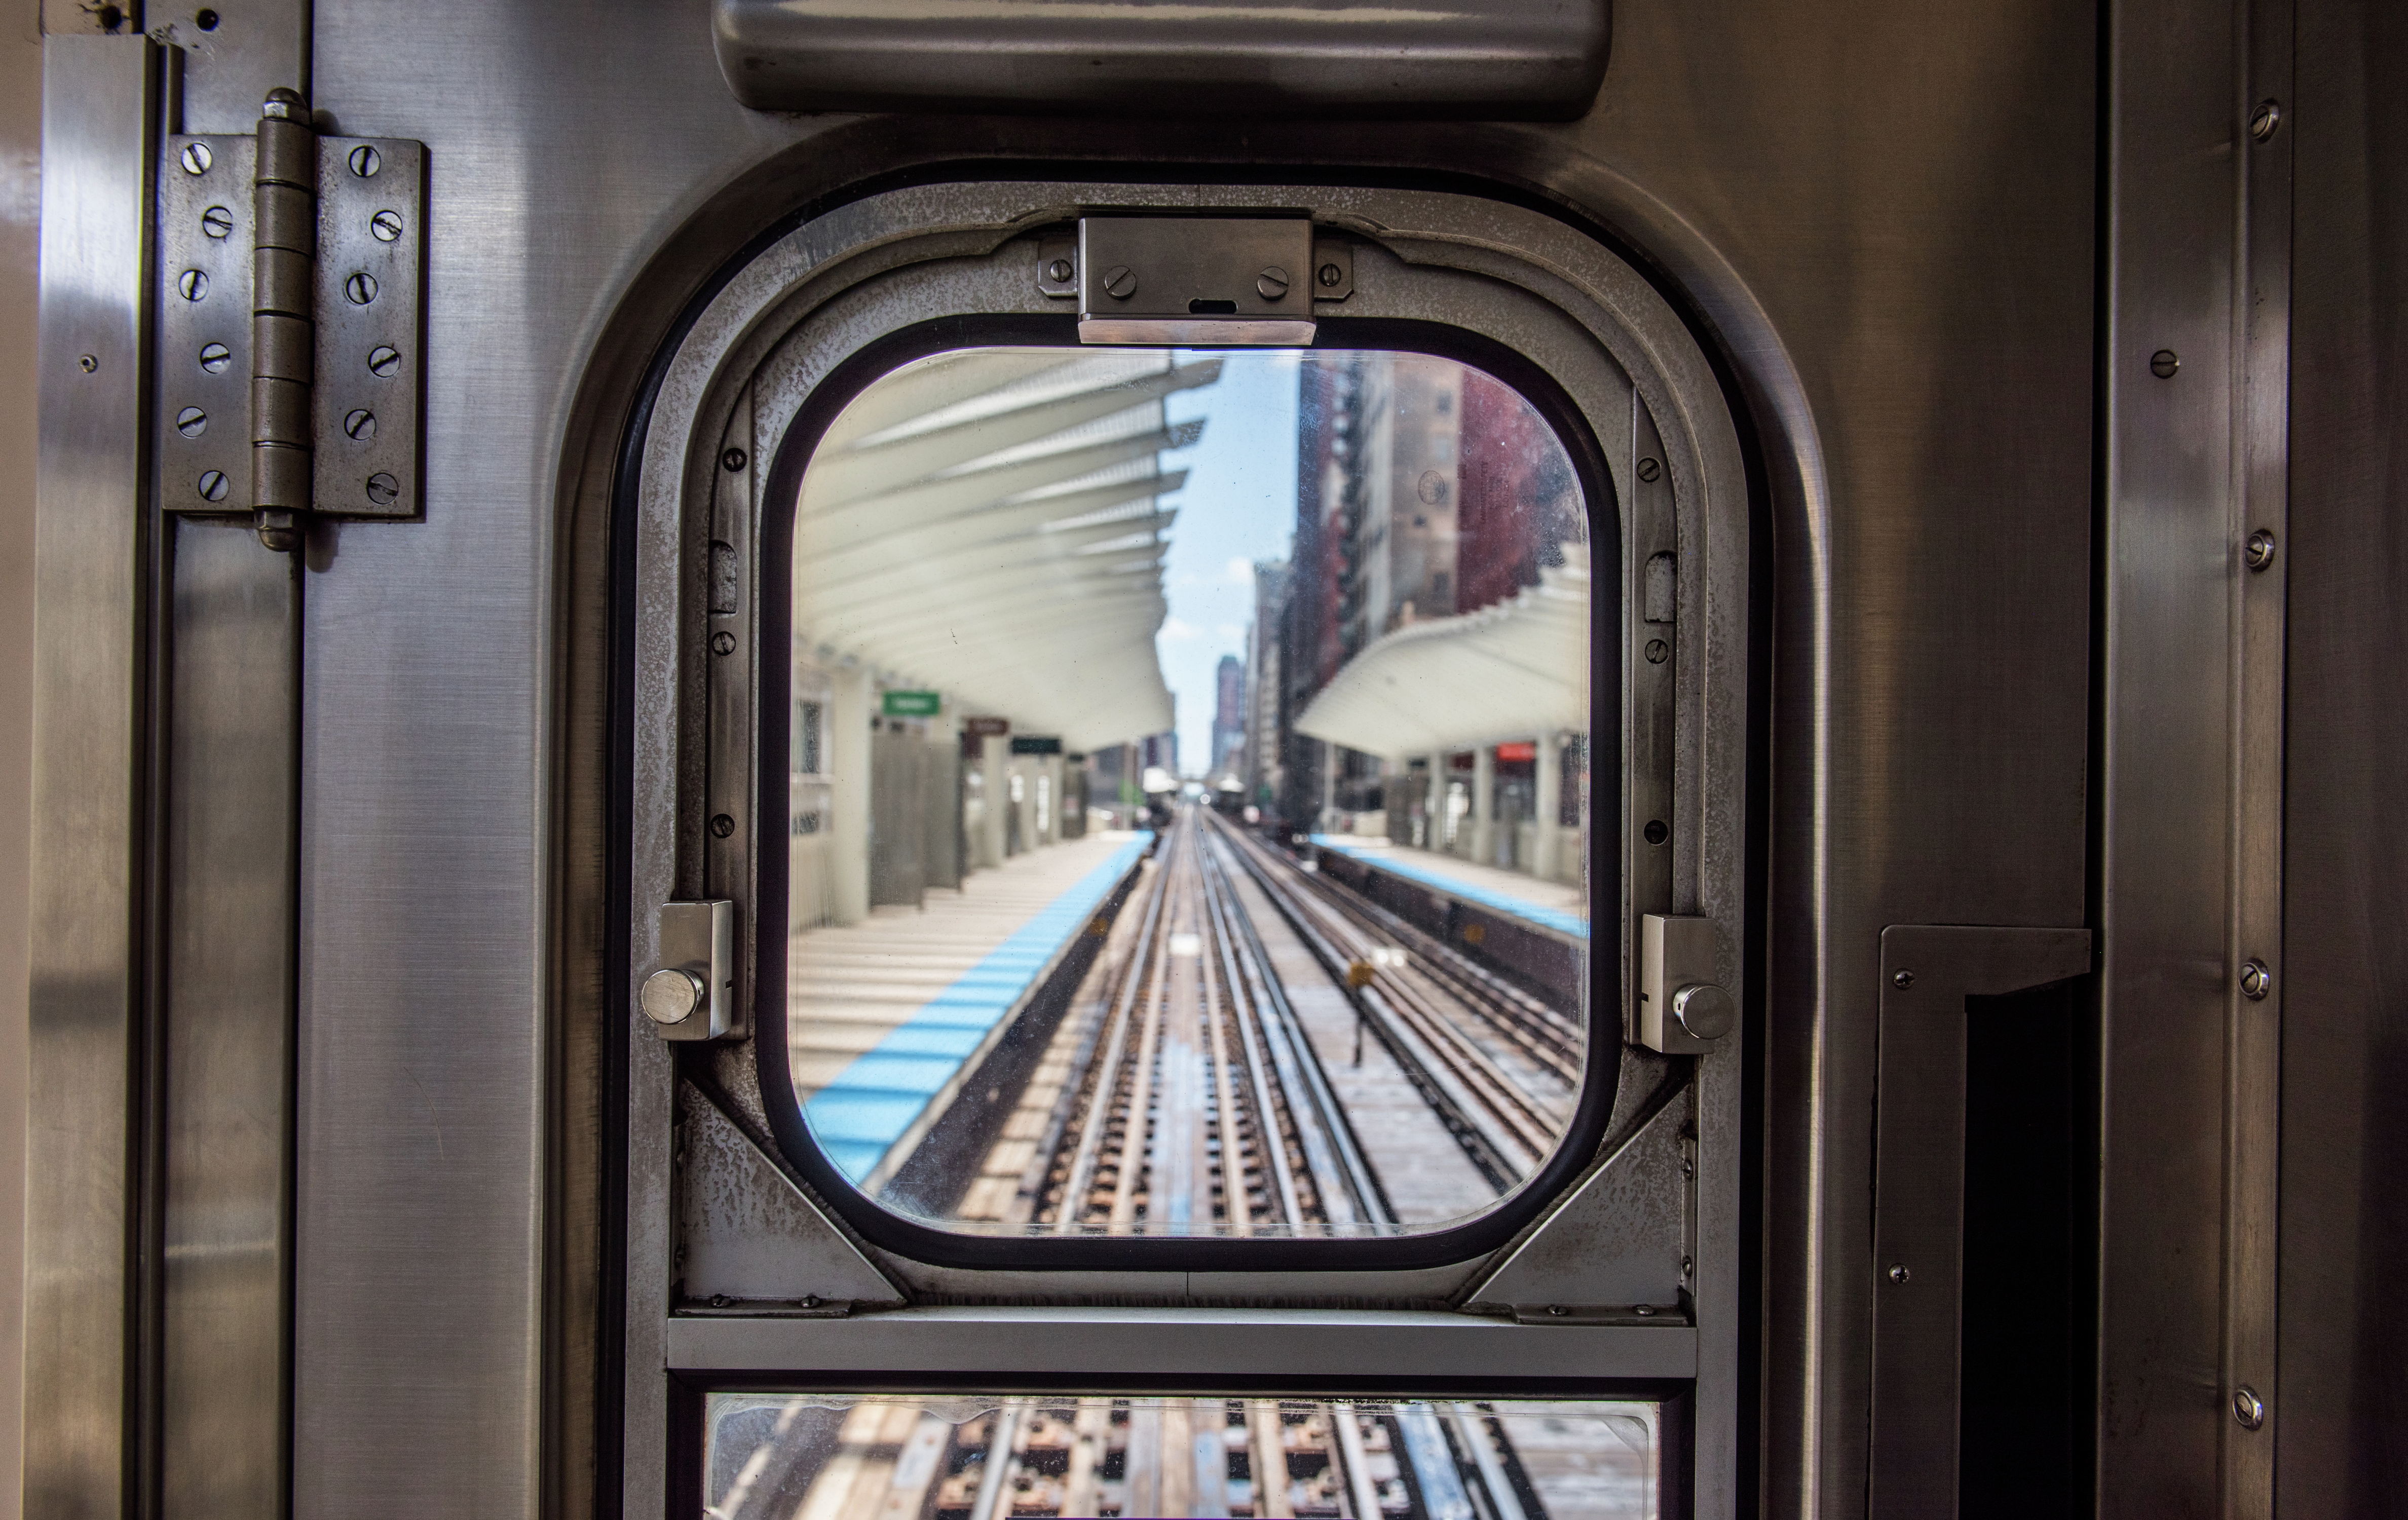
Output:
[{"xmin": 965, "ymin": 805, "xmax": 1582, "ymax": 1234}]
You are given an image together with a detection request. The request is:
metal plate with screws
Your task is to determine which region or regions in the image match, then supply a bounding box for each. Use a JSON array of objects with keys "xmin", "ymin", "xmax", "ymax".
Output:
[
  {"xmin": 156, "ymin": 134, "xmax": 255, "ymax": 514},
  {"xmin": 1076, "ymin": 216, "xmax": 1316, "ymax": 345},
  {"xmin": 315, "ymin": 135, "xmax": 426, "ymax": 519}
]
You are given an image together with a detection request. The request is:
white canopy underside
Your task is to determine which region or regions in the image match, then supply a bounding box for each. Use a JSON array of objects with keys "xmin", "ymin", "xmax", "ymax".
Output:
[
  {"xmin": 1294, "ymin": 547, "xmax": 1592, "ymax": 758},
  {"xmin": 793, "ymin": 349, "xmax": 1218, "ymax": 751}
]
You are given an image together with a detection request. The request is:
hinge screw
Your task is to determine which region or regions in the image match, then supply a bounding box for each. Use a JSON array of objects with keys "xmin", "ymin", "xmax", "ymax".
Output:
[
  {"xmin": 1257, "ymin": 266, "xmax": 1291, "ymax": 300},
  {"xmin": 179, "ymin": 141, "xmax": 214, "ymax": 176},
  {"xmin": 1893, "ymin": 969, "xmax": 1915, "ymax": 989},
  {"xmin": 344, "ymin": 271, "xmax": 379, "ymax": 306},
  {"xmin": 367, "ymin": 346, "xmax": 402, "ymax": 378},
  {"xmin": 2240, "ymin": 958, "xmax": 2273, "ymax": 1000},
  {"xmin": 365, "ymin": 472, "xmax": 400, "ymax": 507},
  {"xmin": 177, "ymin": 269, "xmax": 209, "ymax": 302},
  {"xmin": 201, "ymin": 205, "xmax": 234, "ymax": 239},
  {"xmin": 197, "ymin": 470, "xmax": 229, "ymax": 503},
  {"xmin": 201, "ymin": 341, "xmax": 233, "ymax": 373},
  {"xmin": 370, "ymin": 209, "xmax": 404, "ymax": 243},
  {"xmin": 1101, "ymin": 264, "xmax": 1137, "ymax": 299},
  {"xmin": 2244, "ymin": 528, "xmax": 2277, "ymax": 572},
  {"xmin": 2248, "ymin": 101, "xmax": 2282, "ymax": 142},
  {"xmin": 175, "ymin": 407, "xmax": 207, "ymax": 438},
  {"xmin": 348, "ymin": 143, "xmax": 381, "ymax": 178},
  {"xmin": 344, "ymin": 408, "xmax": 378, "ymax": 441}
]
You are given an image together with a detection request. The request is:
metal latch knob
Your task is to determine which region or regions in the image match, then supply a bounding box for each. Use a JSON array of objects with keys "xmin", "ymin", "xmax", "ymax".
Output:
[
  {"xmin": 1670, "ymin": 982, "xmax": 1736, "ymax": 1041},
  {"xmin": 640, "ymin": 967, "xmax": 706, "ymax": 1026}
]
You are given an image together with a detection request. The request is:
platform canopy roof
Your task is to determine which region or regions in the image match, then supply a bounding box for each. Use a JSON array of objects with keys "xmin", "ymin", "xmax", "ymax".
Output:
[
  {"xmin": 793, "ymin": 349, "xmax": 1219, "ymax": 751},
  {"xmin": 1293, "ymin": 546, "xmax": 1591, "ymax": 759}
]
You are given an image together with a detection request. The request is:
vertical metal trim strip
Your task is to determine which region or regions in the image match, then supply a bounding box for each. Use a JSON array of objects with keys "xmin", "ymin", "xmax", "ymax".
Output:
[
  {"xmin": 26, "ymin": 32, "xmax": 157, "ymax": 1520},
  {"xmin": 2224, "ymin": 0, "xmax": 2293, "ymax": 1509}
]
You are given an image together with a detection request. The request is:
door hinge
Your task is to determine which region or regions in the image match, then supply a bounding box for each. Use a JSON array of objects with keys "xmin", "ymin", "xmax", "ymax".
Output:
[{"xmin": 156, "ymin": 89, "xmax": 426, "ymax": 551}]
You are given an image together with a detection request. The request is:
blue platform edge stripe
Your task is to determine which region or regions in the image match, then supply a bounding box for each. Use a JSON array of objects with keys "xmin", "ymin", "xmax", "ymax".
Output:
[
  {"xmin": 804, "ymin": 833, "xmax": 1153, "ymax": 1183},
  {"xmin": 1309, "ymin": 834, "xmax": 1591, "ymax": 941}
]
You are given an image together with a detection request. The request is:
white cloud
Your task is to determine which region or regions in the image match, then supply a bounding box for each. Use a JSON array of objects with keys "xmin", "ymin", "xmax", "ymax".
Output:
[
  {"xmin": 1215, "ymin": 624, "xmax": 1245, "ymax": 644},
  {"xmin": 1225, "ymin": 556, "xmax": 1254, "ymax": 583},
  {"xmin": 1158, "ymin": 617, "xmax": 1199, "ymax": 641}
]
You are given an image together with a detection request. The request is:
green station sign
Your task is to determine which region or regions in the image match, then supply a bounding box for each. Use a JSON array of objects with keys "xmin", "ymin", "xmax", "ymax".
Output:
[{"xmin": 881, "ymin": 690, "xmax": 942, "ymax": 717}]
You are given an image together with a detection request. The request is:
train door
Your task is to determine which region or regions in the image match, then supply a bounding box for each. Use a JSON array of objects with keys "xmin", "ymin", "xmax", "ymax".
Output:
[{"xmin": 618, "ymin": 188, "xmax": 1751, "ymax": 1517}]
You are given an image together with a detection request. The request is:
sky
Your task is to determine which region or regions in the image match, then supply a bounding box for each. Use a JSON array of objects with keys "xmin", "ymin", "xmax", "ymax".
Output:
[{"xmin": 1157, "ymin": 352, "xmax": 1302, "ymax": 776}]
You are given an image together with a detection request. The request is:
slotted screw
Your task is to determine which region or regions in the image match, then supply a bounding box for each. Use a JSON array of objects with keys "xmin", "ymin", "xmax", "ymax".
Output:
[
  {"xmin": 2245, "ymin": 528, "xmax": 2277, "ymax": 572},
  {"xmin": 1637, "ymin": 457, "xmax": 1663, "ymax": 482},
  {"xmin": 348, "ymin": 143, "xmax": 381, "ymax": 178},
  {"xmin": 197, "ymin": 470, "xmax": 229, "ymax": 502},
  {"xmin": 175, "ymin": 406, "xmax": 207, "ymax": 438},
  {"xmin": 1318, "ymin": 261, "xmax": 1343, "ymax": 287},
  {"xmin": 177, "ymin": 269, "xmax": 209, "ymax": 301},
  {"xmin": 344, "ymin": 408, "xmax": 377, "ymax": 440},
  {"xmin": 370, "ymin": 208, "xmax": 403, "ymax": 242},
  {"xmin": 2151, "ymin": 349, "xmax": 2180, "ymax": 378},
  {"xmin": 201, "ymin": 341, "xmax": 233, "ymax": 373},
  {"xmin": 2249, "ymin": 101, "xmax": 2282, "ymax": 142},
  {"xmin": 1102, "ymin": 264, "xmax": 1137, "ymax": 299},
  {"xmin": 344, "ymin": 271, "xmax": 379, "ymax": 306},
  {"xmin": 201, "ymin": 205, "xmax": 234, "ymax": 239},
  {"xmin": 1256, "ymin": 265, "xmax": 1291, "ymax": 300},
  {"xmin": 179, "ymin": 141, "xmax": 213, "ymax": 176},
  {"xmin": 367, "ymin": 345, "xmax": 401, "ymax": 377},
  {"xmin": 364, "ymin": 472, "xmax": 399, "ymax": 506},
  {"xmin": 1046, "ymin": 257, "xmax": 1074, "ymax": 283}
]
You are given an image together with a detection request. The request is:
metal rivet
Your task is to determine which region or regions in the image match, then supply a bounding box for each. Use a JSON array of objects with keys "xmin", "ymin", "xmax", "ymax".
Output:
[
  {"xmin": 721, "ymin": 447, "xmax": 748, "ymax": 473},
  {"xmin": 201, "ymin": 205, "xmax": 234, "ymax": 239},
  {"xmin": 2245, "ymin": 528, "xmax": 2277, "ymax": 572},
  {"xmin": 364, "ymin": 472, "xmax": 400, "ymax": 506},
  {"xmin": 370, "ymin": 208, "xmax": 404, "ymax": 242},
  {"xmin": 640, "ymin": 967, "xmax": 703, "ymax": 1026},
  {"xmin": 1681, "ymin": 1257, "xmax": 1693, "ymax": 1276},
  {"xmin": 1633, "ymin": 1304, "xmax": 1657, "ymax": 1317},
  {"xmin": 1257, "ymin": 265, "xmax": 1291, "ymax": 300},
  {"xmin": 709, "ymin": 813, "xmax": 736, "ymax": 839},
  {"xmin": 2240, "ymin": 958, "xmax": 2273, "ymax": 1001},
  {"xmin": 709, "ymin": 1293, "xmax": 730, "ymax": 1308},
  {"xmin": 179, "ymin": 141, "xmax": 214, "ymax": 176},
  {"xmin": 1893, "ymin": 969, "xmax": 1915, "ymax": 989},
  {"xmin": 177, "ymin": 269, "xmax": 209, "ymax": 301},
  {"xmin": 2151, "ymin": 349, "xmax": 2180, "ymax": 379},
  {"xmin": 348, "ymin": 143, "xmax": 381, "ymax": 178},
  {"xmin": 1546, "ymin": 1305, "xmax": 1568, "ymax": 1317},
  {"xmin": 2233, "ymin": 1386, "xmax": 2266, "ymax": 1429},
  {"xmin": 710, "ymin": 631, "xmax": 736, "ymax": 656},
  {"xmin": 1637, "ymin": 457, "xmax": 1663, "ymax": 483},
  {"xmin": 2249, "ymin": 101, "xmax": 2282, "ymax": 142},
  {"xmin": 1045, "ymin": 257, "xmax": 1074, "ymax": 283},
  {"xmin": 344, "ymin": 408, "xmax": 377, "ymax": 440},
  {"xmin": 200, "ymin": 341, "xmax": 233, "ymax": 373},
  {"xmin": 1318, "ymin": 261, "xmax": 1343, "ymax": 288},
  {"xmin": 175, "ymin": 406, "xmax": 207, "ymax": 438},
  {"xmin": 78, "ymin": 354, "xmax": 97, "ymax": 373},
  {"xmin": 1888, "ymin": 1264, "xmax": 1911, "ymax": 1284},
  {"xmin": 1645, "ymin": 639, "xmax": 1670, "ymax": 665},
  {"xmin": 367, "ymin": 345, "xmax": 401, "ymax": 378},
  {"xmin": 1643, "ymin": 820, "xmax": 1669, "ymax": 846},
  {"xmin": 1101, "ymin": 264, "xmax": 1137, "ymax": 299},
  {"xmin": 197, "ymin": 470, "xmax": 229, "ymax": 502},
  {"xmin": 344, "ymin": 271, "xmax": 379, "ymax": 306}
]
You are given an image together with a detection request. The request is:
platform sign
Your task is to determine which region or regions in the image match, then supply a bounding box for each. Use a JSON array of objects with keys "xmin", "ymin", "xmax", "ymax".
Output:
[
  {"xmin": 1010, "ymin": 735, "xmax": 1063, "ymax": 755},
  {"xmin": 882, "ymin": 690, "xmax": 941, "ymax": 717},
  {"xmin": 962, "ymin": 715, "xmax": 1010, "ymax": 737}
]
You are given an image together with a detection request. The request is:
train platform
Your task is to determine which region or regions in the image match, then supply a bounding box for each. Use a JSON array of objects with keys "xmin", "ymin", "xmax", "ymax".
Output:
[
  {"xmin": 1308, "ymin": 834, "xmax": 1590, "ymax": 942},
  {"xmin": 793, "ymin": 830, "xmax": 1153, "ymax": 1185}
]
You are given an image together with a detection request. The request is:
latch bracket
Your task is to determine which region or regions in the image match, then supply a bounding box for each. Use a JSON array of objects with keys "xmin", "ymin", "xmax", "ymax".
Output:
[{"xmin": 157, "ymin": 90, "xmax": 426, "ymax": 548}]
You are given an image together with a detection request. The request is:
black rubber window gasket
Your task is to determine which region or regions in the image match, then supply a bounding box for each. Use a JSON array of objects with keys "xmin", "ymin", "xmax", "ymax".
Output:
[{"xmin": 749, "ymin": 309, "xmax": 1623, "ymax": 1272}]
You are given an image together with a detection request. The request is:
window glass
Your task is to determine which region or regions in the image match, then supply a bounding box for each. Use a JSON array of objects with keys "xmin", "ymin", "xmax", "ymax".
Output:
[
  {"xmin": 703, "ymin": 1393, "xmax": 1659, "ymax": 1520},
  {"xmin": 785, "ymin": 349, "xmax": 1593, "ymax": 1238}
]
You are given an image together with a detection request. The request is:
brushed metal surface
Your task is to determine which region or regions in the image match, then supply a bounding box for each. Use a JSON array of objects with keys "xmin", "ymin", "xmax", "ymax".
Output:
[
  {"xmin": 150, "ymin": 1, "xmax": 312, "ymax": 137},
  {"xmin": 710, "ymin": 0, "xmax": 1611, "ymax": 119},
  {"xmin": 676, "ymin": 1085, "xmax": 902, "ymax": 1308},
  {"xmin": 668, "ymin": 1307, "xmax": 1699, "ymax": 1382},
  {"xmin": 27, "ymin": 35, "xmax": 155, "ymax": 1520},
  {"xmin": 1865, "ymin": 925, "xmax": 2091, "ymax": 1519},
  {"xmin": 160, "ymin": 520, "xmax": 297, "ymax": 1520},
  {"xmin": 2100, "ymin": 0, "xmax": 2270, "ymax": 1511},
  {"xmin": 2274, "ymin": 0, "xmax": 2408, "ymax": 1512}
]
